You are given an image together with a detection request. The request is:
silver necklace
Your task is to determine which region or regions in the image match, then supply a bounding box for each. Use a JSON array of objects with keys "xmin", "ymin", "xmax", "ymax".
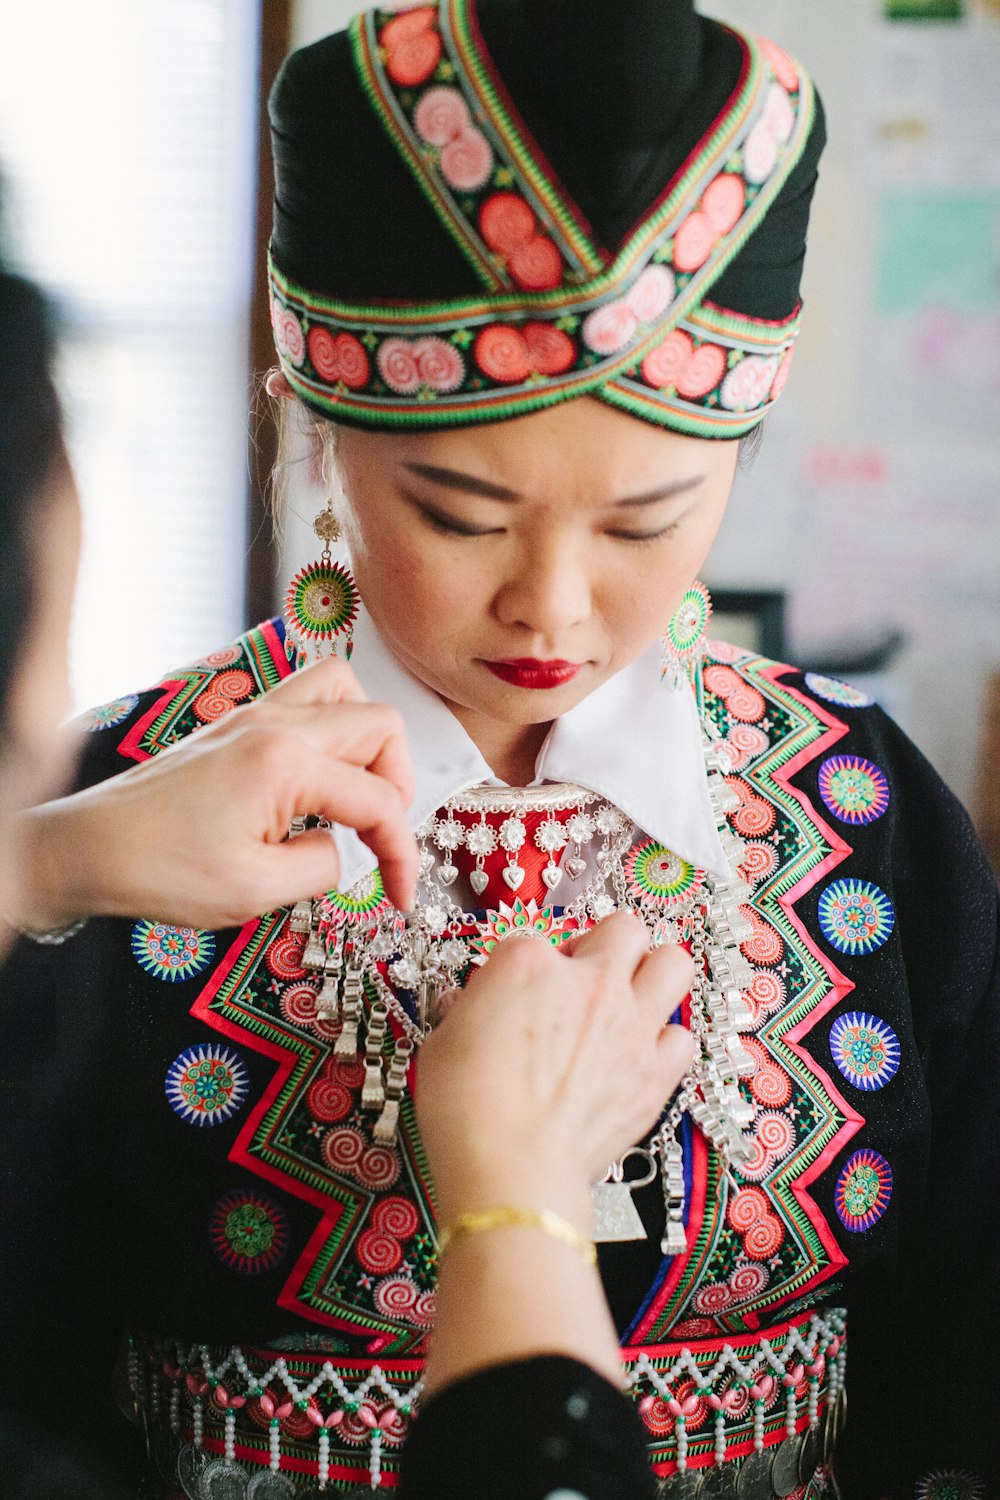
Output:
[{"xmin": 290, "ymin": 726, "xmax": 758, "ymax": 1256}]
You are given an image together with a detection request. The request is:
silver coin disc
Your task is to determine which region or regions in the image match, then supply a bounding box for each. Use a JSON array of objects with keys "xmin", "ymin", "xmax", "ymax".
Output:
[{"xmin": 736, "ymin": 1450, "xmax": 774, "ymax": 1500}]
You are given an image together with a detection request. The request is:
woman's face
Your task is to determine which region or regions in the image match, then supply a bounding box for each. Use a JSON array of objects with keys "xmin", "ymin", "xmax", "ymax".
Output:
[{"xmin": 335, "ymin": 396, "xmax": 737, "ymax": 749}]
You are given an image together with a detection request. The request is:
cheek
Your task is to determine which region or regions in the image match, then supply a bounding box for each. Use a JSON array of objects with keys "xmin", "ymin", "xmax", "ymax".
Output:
[{"xmin": 349, "ymin": 518, "xmax": 482, "ymax": 644}]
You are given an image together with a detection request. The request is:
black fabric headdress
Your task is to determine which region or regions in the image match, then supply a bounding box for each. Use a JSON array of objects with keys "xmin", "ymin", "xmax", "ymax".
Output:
[{"xmin": 269, "ymin": 0, "xmax": 825, "ymax": 435}]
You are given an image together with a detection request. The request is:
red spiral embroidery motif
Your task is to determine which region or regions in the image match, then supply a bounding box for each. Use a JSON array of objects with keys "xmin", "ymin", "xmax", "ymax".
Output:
[{"xmin": 356, "ymin": 1229, "xmax": 404, "ymax": 1275}]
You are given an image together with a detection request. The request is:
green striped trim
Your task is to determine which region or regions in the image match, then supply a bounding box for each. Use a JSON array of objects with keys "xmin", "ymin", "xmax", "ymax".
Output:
[
  {"xmin": 350, "ymin": 13, "xmax": 507, "ymax": 288},
  {"xmin": 447, "ymin": 0, "xmax": 763, "ymax": 280}
]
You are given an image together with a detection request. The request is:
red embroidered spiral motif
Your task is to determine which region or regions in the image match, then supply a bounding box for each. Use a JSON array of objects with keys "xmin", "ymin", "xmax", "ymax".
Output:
[
  {"xmin": 357, "ymin": 1144, "xmax": 402, "ymax": 1191},
  {"xmin": 733, "ymin": 797, "xmax": 777, "ymax": 839},
  {"xmin": 279, "ymin": 982, "xmax": 320, "ymax": 1028},
  {"xmin": 382, "ymin": 8, "xmax": 441, "ymax": 88},
  {"xmin": 193, "ymin": 692, "xmax": 234, "ymax": 724},
  {"xmin": 374, "ymin": 1274, "xmax": 418, "ymax": 1319},
  {"xmin": 266, "ymin": 931, "xmax": 308, "ymax": 981},
  {"xmin": 213, "ymin": 669, "xmax": 254, "ymax": 701},
  {"xmin": 373, "ymin": 1195, "xmax": 420, "ymax": 1239},
  {"xmin": 524, "ymin": 322, "xmax": 576, "ymax": 376},
  {"xmin": 322, "ymin": 1126, "xmax": 365, "ymax": 1173},
  {"xmin": 727, "ymin": 1185, "xmax": 769, "ymax": 1232},
  {"xmin": 306, "ymin": 1078, "xmax": 352, "ymax": 1124},
  {"xmin": 479, "ymin": 191, "xmax": 536, "ymax": 254},
  {"xmin": 508, "ymin": 236, "xmax": 562, "ymax": 292},
  {"xmin": 743, "ymin": 1213, "xmax": 784, "ymax": 1260},
  {"xmin": 356, "ymin": 1229, "xmax": 404, "ymax": 1275},
  {"xmin": 474, "ymin": 325, "xmax": 532, "ymax": 384}
]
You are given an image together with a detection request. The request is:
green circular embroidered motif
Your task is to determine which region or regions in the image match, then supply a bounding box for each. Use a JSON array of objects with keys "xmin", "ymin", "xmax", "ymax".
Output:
[
  {"xmin": 666, "ymin": 584, "xmax": 712, "ymax": 658},
  {"xmin": 319, "ymin": 869, "xmax": 390, "ymax": 927},
  {"xmin": 624, "ymin": 840, "xmax": 704, "ymax": 909},
  {"xmin": 284, "ymin": 561, "xmax": 359, "ymax": 643},
  {"xmin": 209, "ymin": 1189, "xmax": 289, "ymax": 1274}
]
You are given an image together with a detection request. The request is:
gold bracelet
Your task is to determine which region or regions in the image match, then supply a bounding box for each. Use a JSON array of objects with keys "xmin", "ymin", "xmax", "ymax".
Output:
[{"xmin": 436, "ymin": 1206, "xmax": 598, "ymax": 1267}]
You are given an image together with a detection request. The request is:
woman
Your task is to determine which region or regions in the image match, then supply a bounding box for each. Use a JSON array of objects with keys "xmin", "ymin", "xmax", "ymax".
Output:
[
  {"xmin": 2, "ymin": 2, "xmax": 996, "ymax": 1496},
  {"xmin": 0, "ymin": 261, "xmax": 690, "ymax": 1500}
]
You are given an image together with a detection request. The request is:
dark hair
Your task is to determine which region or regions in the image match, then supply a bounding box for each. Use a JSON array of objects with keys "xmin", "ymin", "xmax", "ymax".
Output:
[{"xmin": 0, "ymin": 267, "xmax": 63, "ymax": 746}]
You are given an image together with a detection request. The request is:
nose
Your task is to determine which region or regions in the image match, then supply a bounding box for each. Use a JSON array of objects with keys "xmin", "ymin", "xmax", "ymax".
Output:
[{"xmin": 493, "ymin": 533, "xmax": 591, "ymax": 644}]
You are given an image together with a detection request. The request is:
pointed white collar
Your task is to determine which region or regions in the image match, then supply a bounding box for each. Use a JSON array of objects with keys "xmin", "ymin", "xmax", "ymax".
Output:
[{"xmin": 328, "ymin": 606, "xmax": 729, "ymax": 890}]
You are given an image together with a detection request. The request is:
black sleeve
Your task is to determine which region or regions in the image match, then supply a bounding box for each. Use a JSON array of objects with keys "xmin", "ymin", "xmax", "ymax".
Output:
[
  {"xmin": 827, "ymin": 707, "xmax": 1000, "ymax": 1497},
  {"xmin": 398, "ymin": 1356, "xmax": 658, "ymax": 1500}
]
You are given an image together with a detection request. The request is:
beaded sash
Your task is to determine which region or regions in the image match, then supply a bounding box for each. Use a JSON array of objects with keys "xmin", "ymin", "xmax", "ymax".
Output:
[{"xmin": 131, "ymin": 1307, "xmax": 845, "ymax": 1496}]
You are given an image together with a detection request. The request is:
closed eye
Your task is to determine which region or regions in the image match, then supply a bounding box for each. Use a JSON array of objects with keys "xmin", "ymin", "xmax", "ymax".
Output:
[
  {"xmin": 420, "ymin": 505, "xmax": 504, "ymax": 538},
  {"xmin": 606, "ymin": 521, "xmax": 682, "ymax": 545}
]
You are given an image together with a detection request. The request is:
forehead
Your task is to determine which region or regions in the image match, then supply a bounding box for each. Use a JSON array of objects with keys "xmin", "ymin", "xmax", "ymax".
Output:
[{"xmin": 339, "ymin": 397, "xmax": 733, "ymax": 501}]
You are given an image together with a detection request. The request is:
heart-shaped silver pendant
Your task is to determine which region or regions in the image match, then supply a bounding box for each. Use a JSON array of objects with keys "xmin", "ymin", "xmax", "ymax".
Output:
[
  {"xmin": 564, "ymin": 855, "xmax": 587, "ymax": 881},
  {"xmin": 470, "ymin": 868, "xmax": 490, "ymax": 895},
  {"xmin": 541, "ymin": 866, "xmax": 562, "ymax": 890},
  {"xmin": 502, "ymin": 864, "xmax": 525, "ymax": 890},
  {"xmin": 439, "ymin": 863, "xmax": 459, "ymax": 886}
]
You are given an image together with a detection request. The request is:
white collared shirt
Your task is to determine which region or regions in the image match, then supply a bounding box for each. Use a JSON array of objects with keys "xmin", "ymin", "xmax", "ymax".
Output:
[{"xmin": 329, "ymin": 606, "xmax": 728, "ymax": 891}]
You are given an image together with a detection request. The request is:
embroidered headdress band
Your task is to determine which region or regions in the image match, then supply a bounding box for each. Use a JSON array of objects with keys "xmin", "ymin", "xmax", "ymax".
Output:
[{"xmin": 269, "ymin": 0, "xmax": 823, "ymax": 435}]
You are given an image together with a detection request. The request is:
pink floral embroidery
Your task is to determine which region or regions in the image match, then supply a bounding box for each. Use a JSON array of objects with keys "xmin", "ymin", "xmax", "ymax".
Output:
[
  {"xmin": 439, "ymin": 126, "xmax": 493, "ymax": 191},
  {"xmin": 378, "ymin": 337, "xmax": 422, "ymax": 395},
  {"xmin": 479, "ymin": 191, "xmax": 536, "ymax": 253},
  {"xmin": 702, "ymin": 173, "xmax": 746, "ymax": 235},
  {"xmin": 625, "ymin": 264, "xmax": 676, "ymax": 322},
  {"xmin": 744, "ymin": 118, "xmax": 779, "ymax": 185},
  {"xmin": 473, "ymin": 322, "xmax": 575, "ymax": 383},
  {"xmin": 582, "ymin": 300, "xmax": 638, "ymax": 355},
  {"xmin": 508, "ymin": 235, "xmax": 562, "ymax": 291},
  {"xmin": 308, "ymin": 327, "xmax": 370, "ymax": 389},
  {"xmin": 381, "ymin": 7, "xmax": 441, "ymax": 89},
  {"xmin": 763, "ymin": 82, "xmax": 795, "ymax": 145},
  {"xmin": 677, "ymin": 343, "xmax": 727, "ymax": 399},
  {"xmin": 673, "ymin": 211, "xmax": 717, "ymax": 274},
  {"xmin": 413, "ymin": 84, "xmax": 470, "ymax": 146},
  {"xmin": 377, "ymin": 335, "xmax": 465, "ymax": 393},
  {"xmin": 758, "ymin": 36, "xmax": 799, "ymax": 93},
  {"xmin": 720, "ymin": 353, "xmax": 780, "ymax": 411},
  {"xmin": 477, "ymin": 190, "xmax": 563, "ymax": 290},
  {"xmin": 271, "ymin": 304, "xmax": 305, "ymax": 366},
  {"xmin": 641, "ymin": 329, "xmax": 726, "ymax": 399},
  {"xmin": 412, "ymin": 335, "xmax": 464, "ymax": 391},
  {"xmin": 641, "ymin": 329, "xmax": 694, "ymax": 389}
]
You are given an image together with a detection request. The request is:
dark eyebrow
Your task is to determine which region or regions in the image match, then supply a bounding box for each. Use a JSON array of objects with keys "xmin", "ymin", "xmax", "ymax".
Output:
[
  {"xmin": 401, "ymin": 462, "xmax": 705, "ymax": 507},
  {"xmin": 402, "ymin": 463, "xmax": 519, "ymax": 501}
]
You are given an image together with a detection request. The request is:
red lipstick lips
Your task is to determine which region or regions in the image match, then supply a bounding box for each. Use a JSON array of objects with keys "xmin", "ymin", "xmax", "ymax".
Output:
[{"xmin": 485, "ymin": 658, "xmax": 582, "ymax": 690}]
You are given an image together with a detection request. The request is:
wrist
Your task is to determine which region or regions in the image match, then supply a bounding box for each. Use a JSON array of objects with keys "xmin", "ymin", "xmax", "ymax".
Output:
[
  {"xmin": 11, "ymin": 797, "xmax": 103, "ymax": 932},
  {"xmin": 432, "ymin": 1155, "xmax": 594, "ymax": 1239}
]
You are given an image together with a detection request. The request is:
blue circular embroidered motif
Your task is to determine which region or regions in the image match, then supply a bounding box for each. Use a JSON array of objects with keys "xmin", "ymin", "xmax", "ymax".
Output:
[
  {"xmin": 77, "ymin": 694, "xmax": 139, "ymax": 732},
  {"xmin": 804, "ymin": 672, "xmax": 874, "ymax": 708},
  {"xmin": 165, "ymin": 1045, "xmax": 249, "ymax": 1126},
  {"xmin": 209, "ymin": 1189, "xmax": 289, "ymax": 1274},
  {"xmin": 829, "ymin": 1012, "xmax": 900, "ymax": 1092},
  {"xmin": 835, "ymin": 1148, "xmax": 892, "ymax": 1232},
  {"xmin": 817, "ymin": 879, "xmax": 894, "ymax": 956},
  {"xmin": 817, "ymin": 755, "xmax": 890, "ymax": 825},
  {"xmin": 131, "ymin": 921, "xmax": 215, "ymax": 982}
]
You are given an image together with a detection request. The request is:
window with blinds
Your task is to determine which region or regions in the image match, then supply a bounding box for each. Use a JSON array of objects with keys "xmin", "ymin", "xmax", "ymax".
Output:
[{"xmin": 0, "ymin": 1, "xmax": 260, "ymax": 712}]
